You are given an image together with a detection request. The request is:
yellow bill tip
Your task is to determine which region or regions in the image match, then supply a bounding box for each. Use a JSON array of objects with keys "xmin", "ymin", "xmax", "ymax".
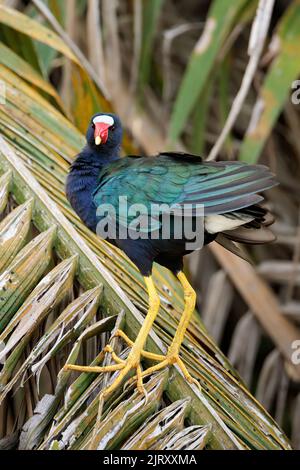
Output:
[{"xmin": 95, "ymin": 136, "xmax": 102, "ymax": 145}]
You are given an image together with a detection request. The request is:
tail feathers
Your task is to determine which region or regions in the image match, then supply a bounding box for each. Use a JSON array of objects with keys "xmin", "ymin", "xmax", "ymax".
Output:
[
  {"xmin": 215, "ymin": 234, "xmax": 252, "ymax": 263},
  {"xmin": 223, "ymin": 226, "xmax": 276, "ymax": 244},
  {"xmin": 215, "ymin": 204, "xmax": 276, "ymax": 261},
  {"xmin": 223, "ymin": 204, "xmax": 276, "ymax": 244},
  {"xmin": 262, "ymin": 212, "xmax": 275, "ymax": 227},
  {"xmin": 242, "ymin": 205, "xmax": 275, "ymax": 228}
]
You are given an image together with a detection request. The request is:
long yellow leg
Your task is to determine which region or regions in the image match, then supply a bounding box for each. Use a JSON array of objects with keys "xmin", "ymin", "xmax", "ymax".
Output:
[
  {"xmin": 64, "ymin": 276, "xmax": 160, "ymax": 398},
  {"xmin": 138, "ymin": 271, "xmax": 200, "ymax": 388},
  {"xmin": 168, "ymin": 272, "xmax": 196, "ymax": 357}
]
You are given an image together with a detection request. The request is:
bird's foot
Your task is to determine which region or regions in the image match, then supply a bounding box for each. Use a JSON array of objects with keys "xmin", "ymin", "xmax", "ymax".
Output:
[
  {"xmin": 63, "ymin": 329, "xmax": 159, "ymax": 398},
  {"xmin": 134, "ymin": 353, "xmax": 200, "ymax": 390},
  {"xmin": 116, "ymin": 330, "xmax": 200, "ymax": 390},
  {"xmin": 119, "ymin": 340, "xmax": 201, "ymax": 392},
  {"xmin": 63, "ymin": 330, "xmax": 200, "ymax": 398}
]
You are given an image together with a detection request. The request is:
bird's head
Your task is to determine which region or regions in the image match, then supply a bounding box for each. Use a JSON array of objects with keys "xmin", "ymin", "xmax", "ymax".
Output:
[{"xmin": 86, "ymin": 112, "xmax": 123, "ymax": 154}]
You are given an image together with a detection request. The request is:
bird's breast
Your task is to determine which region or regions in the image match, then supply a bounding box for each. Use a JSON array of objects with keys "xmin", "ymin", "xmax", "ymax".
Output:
[{"xmin": 66, "ymin": 171, "xmax": 98, "ymax": 232}]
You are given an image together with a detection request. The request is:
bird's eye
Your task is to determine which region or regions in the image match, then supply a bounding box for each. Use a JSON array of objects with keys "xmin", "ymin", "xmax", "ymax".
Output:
[
  {"xmin": 92, "ymin": 123, "xmax": 95, "ymax": 129},
  {"xmin": 111, "ymin": 125, "xmax": 115, "ymax": 132}
]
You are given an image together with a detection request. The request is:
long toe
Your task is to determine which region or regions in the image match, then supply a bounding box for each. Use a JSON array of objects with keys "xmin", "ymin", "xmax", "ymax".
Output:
[
  {"xmin": 63, "ymin": 363, "xmax": 125, "ymax": 374},
  {"xmin": 64, "ymin": 341, "xmax": 149, "ymax": 398},
  {"xmin": 139, "ymin": 353, "xmax": 201, "ymax": 392}
]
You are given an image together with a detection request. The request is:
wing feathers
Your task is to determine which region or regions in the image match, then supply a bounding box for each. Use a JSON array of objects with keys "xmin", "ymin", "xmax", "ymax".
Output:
[
  {"xmin": 94, "ymin": 154, "xmax": 277, "ymax": 239},
  {"xmin": 178, "ymin": 161, "xmax": 277, "ymax": 215},
  {"xmin": 183, "ymin": 178, "xmax": 276, "ymax": 204}
]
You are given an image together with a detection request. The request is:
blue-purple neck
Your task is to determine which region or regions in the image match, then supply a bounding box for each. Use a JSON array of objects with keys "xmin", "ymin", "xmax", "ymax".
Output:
[
  {"xmin": 76, "ymin": 144, "xmax": 120, "ymax": 165},
  {"xmin": 66, "ymin": 144, "xmax": 120, "ymax": 231}
]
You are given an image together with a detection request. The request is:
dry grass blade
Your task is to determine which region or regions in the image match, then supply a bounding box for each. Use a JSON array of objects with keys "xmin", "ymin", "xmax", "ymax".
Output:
[
  {"xmin": 122, "ymin": 398, "xmax": 190, "ymax": 450},
  {"xmin": 31, "ymin": 286, "xmax": 103, "ymax": 378},
  {"xmin": 0, "ymin": 226, "xmax": 55, "ymax": 333},
  {"xmin": 169, "ymin": 0, "xmax": 248, "ymax": 141},
  {"xmin": 0, "ymin": 287, "xmax": 103, "ymax": 408},
  {"xmin": 90, "ymin": 371, "xmax": 168, "ymax": 450},
  {"xmin": 19, "ymin": 394, "xmax": 58, "ymax": 451},
  {"xmin": 291, "ymin": 394, "xmax": 300, "ymax": 449},
  {"xmin": 0, "ymin": 42, "xmax": 63, "ymax": 108},
  {"xmin": 240, "ymin": 0, "xmax": 300, "ymax": 163},
  {"xmin": 36, "ymin": 317, "xmax": 117, "ymax": 451},
  {"xmin": 228, "ymin": 313, "xmax": 261, "ymax": 386},
  {"xmin": 102, "ymin": 0, "xmax": 121, "ymax": 97},
  {"xmin": 210, "ymin": 242, "xmax": 300, "ymax": 381},
  {"xmin": 0, "ymin": 4, "xmax": 78, "ymax": 62},
  {"xmin": 130, "ymin": 0, "xmax": 142, "ymax": 94},
  {"xmin": 258, "ymin": 261, "xmax": 300, "ymax": 285},
  {"xmin": 0, "ymin": 170, "xmax": 11, "ymax": 214},
  {"xmin": 60, "ymin": 0, "xmax": 76, "ymax": 111},
  {"xmin": 0, "ymin": 256, "xmax": 77, "ymax": 389},
  {"xmin": 154, "ymin": 424, "xmax": 212, "ymax": 450},
  {"xmin": 256, "ymin": 350, "xmax": 282, "ymax": 408},
  {"xmin": 202, "ymin": 270, "xmax": 233, "ymax": 343},
  {"xmin": 87, "ymin": 0, "xmax": 106, "ymax": 90},
  {"xmin": 207, "ymin": 0, "xmax": 275, "ymax": 161},
  {"xmin": 31, "ymin": 0, "xmax": 110, "ymax": 99},
  {"xmin": 0, "ymin": 199, "xmax": 32, "ymax": 271}
]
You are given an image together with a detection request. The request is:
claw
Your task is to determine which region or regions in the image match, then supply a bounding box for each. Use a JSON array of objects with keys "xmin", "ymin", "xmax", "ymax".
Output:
[
  {"xmin": 104, "ymin": 345, "xmax": 125, "ymax": 364},
  {"xmin": 120, "ymin": 351, "xmax": 201, "ymax": 398},
  {"xmin": 114, "ymin": 329, "xmax": 133, "ymax": 346},
  {"xmin": 139, "ymin": 353, "xmax": 201, "ymax": 392},
  {"xmin": 136, "ymin": 365, "xmax": 149, "ymax": 405}
]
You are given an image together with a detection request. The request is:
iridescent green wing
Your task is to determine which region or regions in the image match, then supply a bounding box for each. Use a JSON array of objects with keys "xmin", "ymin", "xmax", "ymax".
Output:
[{"xmin": 93, "ymin": 153, "xmax": 276, "ymax": 233}]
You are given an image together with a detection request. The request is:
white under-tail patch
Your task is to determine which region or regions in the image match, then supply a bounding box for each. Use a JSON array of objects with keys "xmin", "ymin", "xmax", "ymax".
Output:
[
  {"xmin": 93, "ymin": 115, "xmax": 114, "ymax": 126},
  {"xmin": 205, "ymin": 214, "xmax": 253, "ymax": 234}
]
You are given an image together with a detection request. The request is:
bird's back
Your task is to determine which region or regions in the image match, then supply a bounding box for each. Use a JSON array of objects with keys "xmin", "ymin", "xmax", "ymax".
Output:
[{"xmin": 91, "ymin": 152, "xmax": 277, "ymax": 272}]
